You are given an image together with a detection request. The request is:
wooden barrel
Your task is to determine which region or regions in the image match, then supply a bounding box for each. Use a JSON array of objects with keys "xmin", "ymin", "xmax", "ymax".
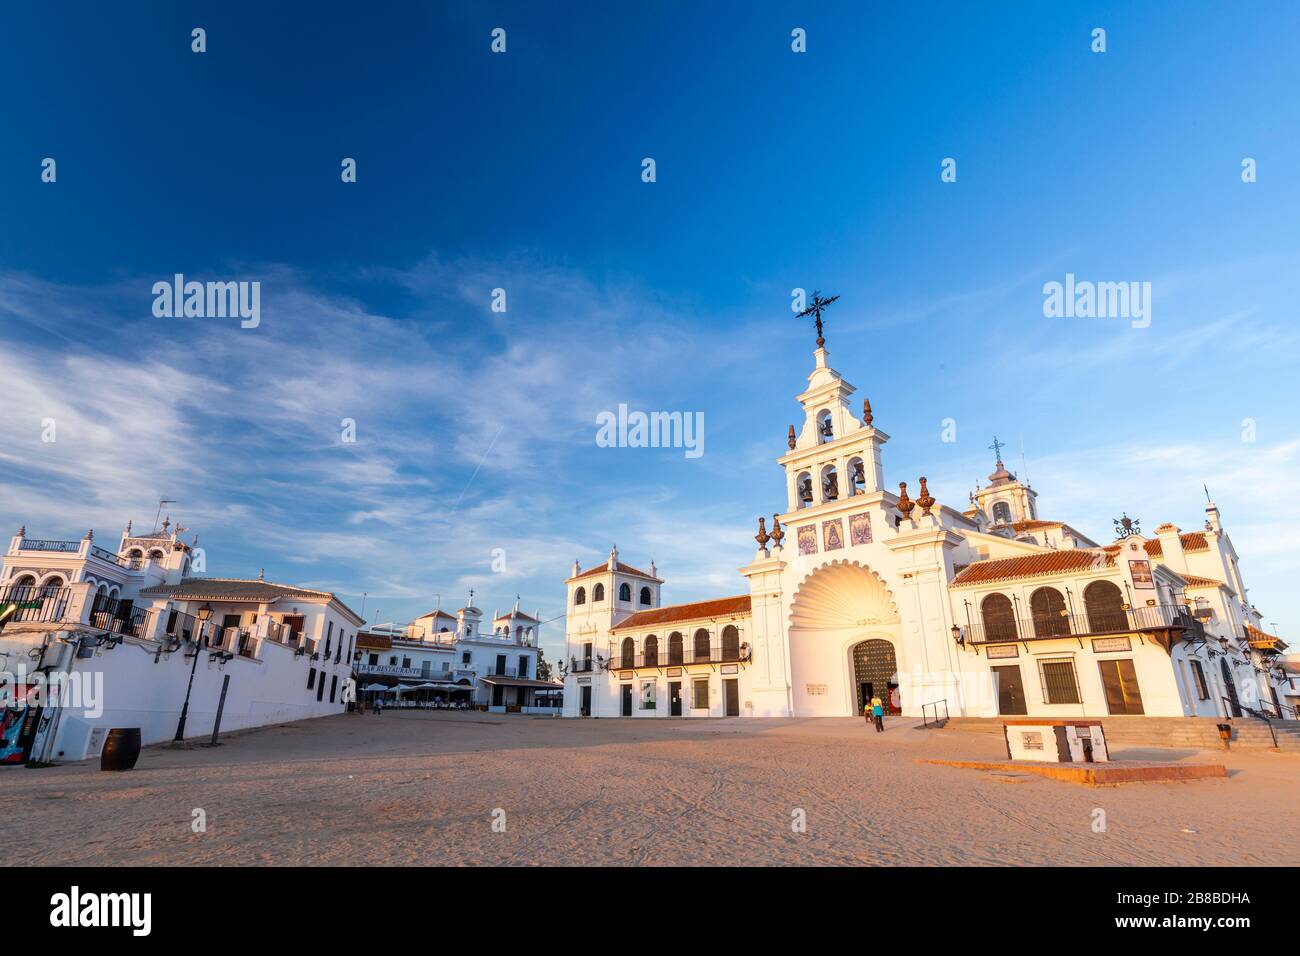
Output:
[{"xmin": 100, "ymin": 728, "xmax": 142, "ymax": 771}]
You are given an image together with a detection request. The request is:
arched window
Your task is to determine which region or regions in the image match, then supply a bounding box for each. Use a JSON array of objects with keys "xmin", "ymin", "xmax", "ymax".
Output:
[
  {"xmin": 847, "ymin": 456, "xmax": 865, "ymax": 495},
  {"xmin": 644, "ymin": 635, "xmax": 659, "ymax": 667},
  {"xmin": 574, "ymin": 587, "xmax": 586, "ymax": 606},
  {"xmin": 820, "ymin": 463, "xmax": 840, "ymax": 502},
  {"xmin": 1030, "ymin": 587, "xmax": 1070, "ymax": 638},
  {"xmin": 10, "ymin": 574, "xmax": 37, "ymax": 594},
  {"xmin": 593, "ymin": 583, "xmax": 605, "ymax": 602},
  {"xmin": 620, "ymin": 636, "xmax": 636, "ymax": 669},
  {"xmin": 980, "ymin": 594, "xmax": 1018, "ymax": 643},
  {"xmin": 796, "ymin": 471, "xmax": 814, "ymax": 508},
  {"xmin": 639, "ymin": 586, "xmax": 652, "ymax": 605},
  {"xmin": 39, "ymin": 575, "xmax": 65, "ymax": 597},
  {"xmin": 1084, "ymin": 580, "xmax": 1126, "ymax": 633},
  {"xmin": 817, "ymin": 409, "xmax": 834, "ymax": 443},
  {"xmin": 127, "ymin": 548, "xmax": 143, "ymax": 560},
  {"xmin": 992, "ymin": 501, "xmax": 1012, "ymax": 524},
  {"xmin": 693, "ymin": 628, "xmax": 710, "ymax": 662},
  {"xmin": 721, "ymin": 625, "xmax": 740, "ymax": 660},
  {"xmin": 668, "ymin": 632, "xmax": 684, "ymax": 665},
  {"xmin": 148, "ymin": 549, "xmax": 165, "ymax": 560},
  {"xmin": 618, "ymin": 582, "xmax": 631, "ymax": 602}
]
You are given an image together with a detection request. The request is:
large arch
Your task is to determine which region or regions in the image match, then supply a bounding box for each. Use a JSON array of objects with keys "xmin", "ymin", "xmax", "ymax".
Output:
[{"xmin": 787, "ymin": 560, "xmax": 902, "ymax": 717}]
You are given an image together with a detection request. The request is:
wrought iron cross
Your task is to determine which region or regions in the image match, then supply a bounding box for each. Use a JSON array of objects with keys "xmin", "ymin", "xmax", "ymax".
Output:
[
  {"xmin": 796, "ymin": 291, "xmax": 839, "ymax": 347},
  {"xmin": 988, "ymin": 436, "xmax": 1006, "ymax": 462}
]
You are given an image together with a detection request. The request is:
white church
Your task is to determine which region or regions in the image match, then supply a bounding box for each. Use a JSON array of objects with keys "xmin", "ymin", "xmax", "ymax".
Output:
[{"xmin": 561, "ymin": 339, "xmax": 1293, "ymax": 723}]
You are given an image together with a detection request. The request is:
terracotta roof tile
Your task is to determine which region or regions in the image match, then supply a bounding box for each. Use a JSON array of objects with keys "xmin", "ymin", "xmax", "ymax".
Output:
[
  {"xmin": 1010, "ymin": 520, "xmax": 1063, "ymax": 532},
  {"xmin": 951, "ymin": 550, "xmax": 1112, "ymax": 587},
  {"xmin": 612, "ymin": 595, "xmax": 751, "ymax": 630},
  {"xmin": 566, "ymin": 561, "xmax": 662, "ymax": 583},
  {"xmin": 139, "ymin": 577, "xmax": 334, "ymax": 602},
  {"xmin": 1180, "ymin": 532, "xmax": 1209, "ymax": 552},
  {"xmin": 1181, "ymin": 574, "xmax": 1225, "ymax": 589}
]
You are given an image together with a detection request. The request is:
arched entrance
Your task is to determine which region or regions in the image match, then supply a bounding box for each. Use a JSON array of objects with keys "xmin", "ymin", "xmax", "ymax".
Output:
[
  {"xmin": 851, "ymin": 639, "xmax": 898, "ymax": 715},
  {"xmin": 787, "ymin": 560, "xmax": 901, "ymax": 717}
]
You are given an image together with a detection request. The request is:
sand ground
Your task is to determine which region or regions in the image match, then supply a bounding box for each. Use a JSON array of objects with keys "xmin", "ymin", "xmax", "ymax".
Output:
[{"xmin": 3, "ymin": 712, "xmax": 1297, "ymax": 866}]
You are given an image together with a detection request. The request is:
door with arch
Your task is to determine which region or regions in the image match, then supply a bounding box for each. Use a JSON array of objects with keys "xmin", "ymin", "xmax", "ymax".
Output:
[
  {"xmin": 1220, "ymin": 657, "xmax": 1242, "ymax": 717},
  {"xmin": 851, "ymin": 639, "xmax": 898, "ymax": 716}
]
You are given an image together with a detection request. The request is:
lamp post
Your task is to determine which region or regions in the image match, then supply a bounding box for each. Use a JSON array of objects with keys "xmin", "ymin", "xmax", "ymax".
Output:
[{"xmin": 174, "ymin": 603, "xmax": 213, "ymax": 742}]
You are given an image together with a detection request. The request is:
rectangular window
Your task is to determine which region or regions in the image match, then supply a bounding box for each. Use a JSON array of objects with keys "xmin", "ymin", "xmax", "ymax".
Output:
[
  {"xmin": 518, "ymin": 656, "xmax": 529, "ymax": 678},
  {"xmin": 368, "ymin": 653, "xmax": 378, "ymax": 666},
  {"xmin": 693, "ymin": 678, "xmax": 709, "ymax": 710},
  {"xmin": 1037, "ymin": 658, "xmax": 1081, "ymax": 705},
  {"xmin": 1190, "ymin": 659, "xmax": 1210, "ymax": 700},
  {"xmin": 495, "ymin": 654, "xmax": 506, "ymax": 675},
  {"xmin": 329, "ymin": 675, "xmax": 338, "ymax": 703},
  {"xmin": 402, "ymin": 657, "xmax": 411, "ymax": 669},
  {"xmin": 462, "ymin": 652, "xmax": 471, "ymax": 665},
  {"xmin": 307, "ymin": 667, "xmax": 316, "ymax": 690}
]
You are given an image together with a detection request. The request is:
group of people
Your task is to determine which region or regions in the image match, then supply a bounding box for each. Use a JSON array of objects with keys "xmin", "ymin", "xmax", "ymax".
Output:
[{"xmin": 863, "ymin": 685, "xmax": 901, "ymax": 732}]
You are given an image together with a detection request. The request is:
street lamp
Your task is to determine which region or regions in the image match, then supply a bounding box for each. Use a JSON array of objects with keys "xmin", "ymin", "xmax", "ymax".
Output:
[{"xmin": 174, "ymin": 603, "xmax": 213, "ymax": 742}]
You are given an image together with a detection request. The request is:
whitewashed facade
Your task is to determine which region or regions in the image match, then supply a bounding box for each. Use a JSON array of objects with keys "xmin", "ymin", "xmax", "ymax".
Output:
[
  {"xmin": 562, "ymin": 345, "xmax": 1291, "ymax": 722},
  {"xmin": 355, "ymin": 597, "xmax": 559, "ymax": 713},
  {"xmin": 0, "ymin": 519, "xmax": 362, "ymax": 763}
]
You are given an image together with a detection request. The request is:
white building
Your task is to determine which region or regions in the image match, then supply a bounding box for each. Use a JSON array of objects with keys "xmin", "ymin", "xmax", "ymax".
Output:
[
  {"xmin": 0, "ymin": 518, "xmax": 362, "ymax": 764},
  {"xmin": 562, "ymin": 342, "xmax": 1292, "ymax": 722},
  {"xmin": 355, "ymin": 595, "xmax": 559, "ymax": 713}
]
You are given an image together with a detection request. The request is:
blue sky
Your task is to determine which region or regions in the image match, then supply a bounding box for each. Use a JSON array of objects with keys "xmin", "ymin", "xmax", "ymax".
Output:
[{"xmin": 2, "ymin": 1, "xmax": 1298, "ymax": 659}]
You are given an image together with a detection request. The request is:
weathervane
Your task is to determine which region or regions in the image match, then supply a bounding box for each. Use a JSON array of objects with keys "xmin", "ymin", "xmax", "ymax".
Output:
[
  {"xmin": 796, "ymin": 290, "xmax": 839, "ymax": 348},
  {"xmin": 1114, "ymin": 513, "xmax": 1140, "ymax": 539}
]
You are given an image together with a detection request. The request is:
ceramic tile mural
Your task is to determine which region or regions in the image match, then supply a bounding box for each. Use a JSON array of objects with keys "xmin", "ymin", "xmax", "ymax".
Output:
[
  {"xmin": 822, "ymin": 518, "xmax": 844, "ymax": 551},
  {"xmin": 797, "ymin": 524, "xmax": 817, "ymax": 556},
  {"xmin": 849, "ymin": 511, "xmax": 872, "ymax": 546}
]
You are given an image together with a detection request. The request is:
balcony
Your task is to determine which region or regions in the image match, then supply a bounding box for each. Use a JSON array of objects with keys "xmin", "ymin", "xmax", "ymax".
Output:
[
  {"xmin": 87, "ymin": 595, "xmax": 153, "ymax": 639},
  {"xmin": 609, "ymin": 641, "xmax": 752, "ymax": 671},
  {"xmin": 0, "ymin": 584, "xmax": 72, "ymax": 627},
  {"xmin": 964, "ymin": 603, "xmax": 1205, "ymax": 647}
]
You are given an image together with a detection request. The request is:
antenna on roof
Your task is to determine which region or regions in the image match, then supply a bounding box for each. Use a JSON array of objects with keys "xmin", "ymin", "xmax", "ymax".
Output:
[
  {"xmin": 152, "ymin": 499, "xmax": 177, "ymax": 534},
  {"xmin": 1018, "ymin": 433, "xmax": 1029, "ymax": 486}
]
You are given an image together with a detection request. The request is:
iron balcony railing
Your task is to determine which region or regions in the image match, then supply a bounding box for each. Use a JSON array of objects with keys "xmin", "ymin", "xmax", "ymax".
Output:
[
  {"xmin": 569, "ymin": 657, "xmax": 594, "ymax": 674},
  {"xmin": 965, "ymin": 603, "xmax": 1205, "ymax": 646},
  {"xmin": 163, "ymin": 608, "xmax": 200, "ymax": 642},
  {"xmin": 0, "ymin": 584, "xmax": 72, "ymax": 627},
  {"xmin": 88, "ymin": 595, "xmax": 152, "ymax": 639},
  {"xmin": 609, "ymin": 641, "xmax": 752, "ymax": 671}
]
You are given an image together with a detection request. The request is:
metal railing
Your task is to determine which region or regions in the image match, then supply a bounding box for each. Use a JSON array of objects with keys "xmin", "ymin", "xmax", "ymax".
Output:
[
  {"xmin": 570, "ymin": 657, "xmax": 594, "ymax": 673},
  {"xmin": 921, "ymin": 699, "xmax": 949, "ymax": 727},
  {"xmin": 965, "ymin": 603, "xmax": 1204, "ymax": 646},
  {"xmin": 88, "ymin": 595, "xmax": 152, "ymax": 638},
  {"xmin": 609, "ymin": 642, "xmax": 752, "ymax": 670},
  {"xmin": 1225, "ymin": 696, "xmax": 1277, "ymax": 747},
  {"xmin": 0, "ymin": 584, "xmax": 71, "ymax": 626},
  {"xmin": 163, "ymin": 608, "xmax": 199, "ymax": 642}
]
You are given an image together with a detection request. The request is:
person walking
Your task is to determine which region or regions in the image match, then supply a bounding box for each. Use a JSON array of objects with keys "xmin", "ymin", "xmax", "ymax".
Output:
[{"xmin": 871, "ymin": 696, "xmax": 885, "ymax": 732}]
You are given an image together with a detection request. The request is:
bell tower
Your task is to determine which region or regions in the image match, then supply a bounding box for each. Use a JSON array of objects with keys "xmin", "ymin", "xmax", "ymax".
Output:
[{"xmin": 777, "ymin": 345, "xmax": 888, "ymax": 514}]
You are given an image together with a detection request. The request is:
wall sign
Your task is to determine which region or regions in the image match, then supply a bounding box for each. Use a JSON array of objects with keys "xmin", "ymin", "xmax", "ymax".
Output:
[
  {"xmin": 986, "ymin": 644, "xmax": 1019, "ymax": 659},
  {"xmin": 805, "ymin": 683, "xmax": 828, "ymax": 695},
  {"xmin": 1092, "ymin": 637, "xmax": 1132, "ymax": 653},
  {"xmin": 721, "ymin": 664, "xmax": 738, "ymax": 674},
  {"xmin": 666, "ymin": 667, "xmax": 682, "ymax": 677}
]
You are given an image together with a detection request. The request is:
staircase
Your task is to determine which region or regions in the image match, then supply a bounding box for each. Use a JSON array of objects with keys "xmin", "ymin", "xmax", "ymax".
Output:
[{"xmin": 937, "ymin": 714, "xmax": 1300, "ymax": 752}]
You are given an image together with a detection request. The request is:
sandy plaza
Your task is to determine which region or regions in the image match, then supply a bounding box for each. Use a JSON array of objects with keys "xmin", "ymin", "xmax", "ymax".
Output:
[{"xmin": 2, "ymin": 711, "xmax": 1295, "ymax": 868}]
